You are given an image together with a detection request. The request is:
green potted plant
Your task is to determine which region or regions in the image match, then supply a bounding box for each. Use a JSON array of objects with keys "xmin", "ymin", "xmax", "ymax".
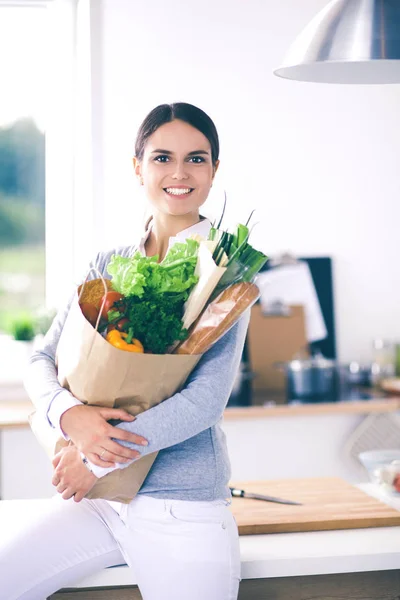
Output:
[
  {"xmin": 1, "ymin": 309, "xmax": 56, "ymax": 381},
  {"xmin": 0, "ymin": 313, "xmax": 36, "ymax": 382},
  {"xmin": 8, "ymin": 314, "xmax": 38, "ymax": 373},
  {"xmin": 10, "ymin": 315, "xmax": 36, "ymax": 342}
]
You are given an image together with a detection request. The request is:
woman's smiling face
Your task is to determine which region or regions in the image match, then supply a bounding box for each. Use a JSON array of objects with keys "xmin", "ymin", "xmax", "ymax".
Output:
[{"xmin": 134, "ymin": 119, "xmax": 219, "ymax": 218}]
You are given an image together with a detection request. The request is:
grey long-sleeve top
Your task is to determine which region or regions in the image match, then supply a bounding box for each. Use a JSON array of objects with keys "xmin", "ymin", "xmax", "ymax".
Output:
[{"xmin": 24, "ymin": 222, "xmax": 250, "ymax": 501}]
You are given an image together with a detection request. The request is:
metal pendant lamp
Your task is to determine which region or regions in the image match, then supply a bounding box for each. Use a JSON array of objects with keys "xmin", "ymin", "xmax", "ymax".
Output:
[{"xmin": 274, "ymin": 0, "xmax": 400, "ymax": 84}]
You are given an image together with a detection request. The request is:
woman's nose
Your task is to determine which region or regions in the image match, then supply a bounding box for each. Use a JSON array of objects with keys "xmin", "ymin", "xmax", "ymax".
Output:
[{"xmin": 172, "ymin": 162, "xmax": 189, "ymax": 180}]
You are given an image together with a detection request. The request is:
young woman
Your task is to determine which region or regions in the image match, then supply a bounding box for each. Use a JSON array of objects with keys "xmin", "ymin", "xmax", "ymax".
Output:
[{"xmin": 1, "ymin": 103, "xmax": 250, "ymax": 600}]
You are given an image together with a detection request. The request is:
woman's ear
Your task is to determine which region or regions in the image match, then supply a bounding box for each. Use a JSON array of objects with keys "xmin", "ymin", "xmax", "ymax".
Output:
[
  {"xmin": 212, "ymin": 159, "xmax": 220, "ymax": 179},
  {"xmin": 133, "ymin": 157, "xmax": 143, "ymax": 184}
]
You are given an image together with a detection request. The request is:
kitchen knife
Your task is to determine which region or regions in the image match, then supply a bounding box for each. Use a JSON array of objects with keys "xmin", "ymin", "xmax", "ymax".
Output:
[{"xmin": 229, "ymin": 487, "xmax": 302, "ymax": 506}]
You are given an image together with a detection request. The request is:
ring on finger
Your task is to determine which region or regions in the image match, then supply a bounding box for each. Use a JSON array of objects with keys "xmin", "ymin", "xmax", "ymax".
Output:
[{"xmin": 100, "ymin": 449, "xmax": 106, "ymax": 458}]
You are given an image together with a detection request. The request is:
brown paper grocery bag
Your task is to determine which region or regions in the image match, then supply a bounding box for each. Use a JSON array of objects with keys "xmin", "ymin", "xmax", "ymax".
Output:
[{"xmin": 30, "ymin": 284, "xmax": 201, "ymax": 503}]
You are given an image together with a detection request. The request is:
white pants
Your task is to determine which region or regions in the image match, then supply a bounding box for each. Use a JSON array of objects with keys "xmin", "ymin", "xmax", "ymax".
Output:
[{"xmin": 0, "ymin": 494, "xmax": 241, "ymax": 600}]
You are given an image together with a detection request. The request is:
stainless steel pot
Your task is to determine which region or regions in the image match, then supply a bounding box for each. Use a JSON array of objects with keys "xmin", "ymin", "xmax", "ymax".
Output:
[{"xmin": 276, "ymin": 353, "xmax": 338, "ymax": 402}]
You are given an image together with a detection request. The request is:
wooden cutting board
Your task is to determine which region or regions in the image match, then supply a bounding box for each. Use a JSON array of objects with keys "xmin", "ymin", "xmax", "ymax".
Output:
[{"xmin": 229, "ymin": 477, "xmax": 400, "ymax": 534}]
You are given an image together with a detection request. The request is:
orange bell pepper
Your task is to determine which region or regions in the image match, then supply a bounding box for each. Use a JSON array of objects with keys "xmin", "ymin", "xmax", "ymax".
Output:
[{"xmin": 106, "ymin": 330, "xmax": 144, "ymax": 353}]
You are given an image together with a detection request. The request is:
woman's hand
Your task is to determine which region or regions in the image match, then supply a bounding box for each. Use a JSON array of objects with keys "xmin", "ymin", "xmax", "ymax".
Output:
[
  {"xmin": 60, "ymin": 405, "xmax": 148, "ymax": 468},
  {"xmin": 52, "ymin": 446, "xmax": 97, "ymax": 502}
]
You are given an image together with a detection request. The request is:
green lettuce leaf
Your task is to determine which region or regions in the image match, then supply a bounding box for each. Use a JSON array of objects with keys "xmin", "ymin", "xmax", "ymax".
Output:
[
  {"xmin": 107, "ymin": 239, "xmax": 199, "ymax": 298},
  {"xmin": 107, "ymin": 252, "xmax": 157, "ymax": 298}
]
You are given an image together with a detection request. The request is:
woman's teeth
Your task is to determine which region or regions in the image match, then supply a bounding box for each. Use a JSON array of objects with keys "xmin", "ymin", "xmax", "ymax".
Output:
[{"xmin": 164, "ymin": 187, "xmax": 193, "ymax": 196}]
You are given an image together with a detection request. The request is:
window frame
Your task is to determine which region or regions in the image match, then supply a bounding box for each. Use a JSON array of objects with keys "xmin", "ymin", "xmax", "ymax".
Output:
[
  {"xmin": 46, "ymin": 0, "xmax": 105, "ymax": 308},
  {"xmin": 44, "ymin": 0, "xmax": 78, "ymax": 308}
]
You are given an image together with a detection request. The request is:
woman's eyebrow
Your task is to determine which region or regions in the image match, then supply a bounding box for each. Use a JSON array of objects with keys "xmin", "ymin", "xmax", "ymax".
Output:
[
  {"xmin": 187, "ymin": 150, "xmax": 210, "ymax": 156},
  {"xmin": 150, "ymin": 149, "xmax": 210, "ymax": 156}
]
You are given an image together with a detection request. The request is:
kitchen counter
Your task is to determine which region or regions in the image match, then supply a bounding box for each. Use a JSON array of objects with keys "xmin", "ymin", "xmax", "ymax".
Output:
[
  {"xmin": 1, "ymin": 391, "xmax": 399, "ymax": 430},
  {"xmin": 224, "ymin": 397, "xmax": 400, "ymax": 419},
  {"xmin": 0, "ymin": 399, "xmax": 33, "ymax": 429},
  {"xmin": 1, "ymin": 483, "xmax": 397, "ymax": 600}
]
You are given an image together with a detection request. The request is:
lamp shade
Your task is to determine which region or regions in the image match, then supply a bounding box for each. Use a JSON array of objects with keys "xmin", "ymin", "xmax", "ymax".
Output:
[{"xmin": 274, "ymin": 0, "xmax": 400, "ymax": 84}]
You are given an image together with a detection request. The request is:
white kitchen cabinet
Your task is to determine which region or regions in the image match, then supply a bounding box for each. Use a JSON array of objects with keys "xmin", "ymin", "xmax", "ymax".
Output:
[{"xmin": 1, "ymin": 427, "xmax": 55, "ymax": 500}]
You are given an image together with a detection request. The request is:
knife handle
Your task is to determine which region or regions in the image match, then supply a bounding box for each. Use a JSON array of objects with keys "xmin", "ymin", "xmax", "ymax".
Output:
[{"xmin": 229, "ymin": 487, "xmax": 245, "ymax": 498}]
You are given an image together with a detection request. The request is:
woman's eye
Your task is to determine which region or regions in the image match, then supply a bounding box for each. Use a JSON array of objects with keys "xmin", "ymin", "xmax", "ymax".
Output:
[
  {"xmin": 188, "ymin": 156, "xmax": 205, "ymax": 164},
  {"xmin": 154, "ymin": 155, "xmax": 170, "ymax": 162}
]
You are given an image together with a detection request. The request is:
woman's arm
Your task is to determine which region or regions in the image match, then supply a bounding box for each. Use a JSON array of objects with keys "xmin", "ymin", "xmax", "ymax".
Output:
[
  {"xmin": 86, "ymin": 310, "xmax": 250, "ymax": 478},
  {"xmin": 24, "ymin": 283, "xmax": 83, "ymax": 433},
  {"xmin": 24, "ymin": 253, "xmax": 147, "ymax": 467}
]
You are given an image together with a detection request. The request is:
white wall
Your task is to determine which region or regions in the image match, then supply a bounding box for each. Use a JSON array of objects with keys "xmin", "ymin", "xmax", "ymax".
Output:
[
  {"xmin": 88, "ymin": 0, "xmax": 400, "ymax": 364},
  {"xmin": 223, "ymin": 413, "xmax": 369, "ymax": 484}
]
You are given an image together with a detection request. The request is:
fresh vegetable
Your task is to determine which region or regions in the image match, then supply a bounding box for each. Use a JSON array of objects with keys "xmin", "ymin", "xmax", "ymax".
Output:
[
  {"xmin": 107, "ymin": 317, "xmax": 129, "ymax": 333},
  {"xmin": 100, "ymin": 291, "xmax": 125, "ymax": 320},
  {"xmin": 106, "ymin": 329, "xmax": 144, "ymax": 353},
  {"xmin": 118, "ymin": 291, "xmax": 189, "ymax": 354},
  {"xmin": 208, "ymin": 216, "xmax": 268, "ymax": 297},
  {"xmin": 106, "ymin": 291, "xmax": 190, "ymax": 354},
  {"xmin": 100, "ymin": 218, "xmax": 266, "ymax": 354},
  {"xmin": 107, "ymin": 239, "xmax": 199, "ymax": 299},
  {"xmin": 105, "ymin": 239, "xmax": 200, "ymax": 354},
  {"xmin": 80, "ymin": 302, "xmax": 100, "ymax": 327}
]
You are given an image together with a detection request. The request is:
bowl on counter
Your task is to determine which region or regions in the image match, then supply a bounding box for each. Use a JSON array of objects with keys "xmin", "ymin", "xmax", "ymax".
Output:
[{"xmin": 358, "ymin": 449, "xmax": 400, "ymax": 494}]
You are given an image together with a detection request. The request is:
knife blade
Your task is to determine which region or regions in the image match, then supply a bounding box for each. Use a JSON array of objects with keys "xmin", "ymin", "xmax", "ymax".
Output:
[{"xmin": 229, "ymin": 487, "xmax": 302, "ymax": 506}]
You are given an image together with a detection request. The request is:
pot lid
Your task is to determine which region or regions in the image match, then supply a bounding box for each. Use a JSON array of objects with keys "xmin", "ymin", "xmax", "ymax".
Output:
[{"xmin": 288, "ymin": 352, "xmax": 336, "ymax": 370}]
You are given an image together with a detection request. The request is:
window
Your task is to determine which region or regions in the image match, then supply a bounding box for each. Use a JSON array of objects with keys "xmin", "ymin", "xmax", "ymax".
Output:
[
  {"xmin": 0, "ymin": 0, "xmax": 84, "ymax": 345},
  {"xmin": 0, "ymin": 5, "xmax": 48, "ymax": 337}
]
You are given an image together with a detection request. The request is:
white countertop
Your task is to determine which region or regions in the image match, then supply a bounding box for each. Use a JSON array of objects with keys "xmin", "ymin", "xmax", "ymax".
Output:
[
  {"xmin": 74, "ymin": 526, "xmax": 400, "ymax": 587},
  {"xmin": 1, "ymin": 484, "xmax": 399, "ymax": 587}
]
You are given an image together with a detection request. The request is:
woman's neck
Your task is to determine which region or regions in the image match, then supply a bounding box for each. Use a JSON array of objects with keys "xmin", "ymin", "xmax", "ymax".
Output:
[{"xmin": 145, "ymin": 211, "xmax": 203, "ymax": 262}]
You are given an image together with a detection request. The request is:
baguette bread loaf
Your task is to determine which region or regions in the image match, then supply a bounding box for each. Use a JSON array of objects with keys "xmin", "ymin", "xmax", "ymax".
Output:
[{"xmin": 175, "ymin": 281, "xmax": 260, "ymax": 355}]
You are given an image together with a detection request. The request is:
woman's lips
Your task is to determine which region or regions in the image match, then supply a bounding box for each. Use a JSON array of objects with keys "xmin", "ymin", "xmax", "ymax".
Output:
[{"xmin": 163, "ymin": 187, "xmax": 194, "ymax": 198}]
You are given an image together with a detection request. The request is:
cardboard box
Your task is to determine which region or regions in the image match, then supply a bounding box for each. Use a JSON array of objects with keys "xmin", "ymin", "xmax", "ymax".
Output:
[{"xmin": 247, "ymin": 303, "xmax": 308, "ymax": 404}]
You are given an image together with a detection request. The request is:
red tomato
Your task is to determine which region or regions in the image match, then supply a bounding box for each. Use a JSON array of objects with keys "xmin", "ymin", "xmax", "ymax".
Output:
[
  {"xmin": 116, "ymin": 317, "xmax": 129, "ymax": 332},
  {"xmin": 107, "ymin": 317, "xmax": 129, "ymax": 333},
  {"xmin": 100, "ymin": 291, "xmax": 125, "ymax": 320},
  {"xmin": 80, "ymin": 302, "xmax": 99, "ymax": 327}
]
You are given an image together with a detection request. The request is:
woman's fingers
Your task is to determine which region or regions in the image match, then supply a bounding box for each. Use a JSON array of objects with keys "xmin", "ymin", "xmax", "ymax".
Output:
[
  {"xmin": 100, "ymin": 407, "xmax": 136, "ymax": 423},
  {"xmin": 86, "ymin": 442, "xmax": 141, "ymax": 467},
  {"xmin": 107, "ymin": 424, "xmax": 148, "ymax": 448},
  {"xmin": 62, "ymin": 487, "xmax": 74, "ymax": 500},
  {"xmin": 104, "ymin": 439, "xmax": 142, "ymax": 461},
  {"xmin": 56, "ymin": 482, "xmax": 67, "ymax": 494},
  {"xmin": 52, "ymin": 452, "xmax": 62, "ymax": 469},
  {"xmin": 86, "ymin": 452, "xmax": 116, "ymax": 468},
  {"xmin": 73, "ymin": 491, "xmax": 85, "ymax": 503}
]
